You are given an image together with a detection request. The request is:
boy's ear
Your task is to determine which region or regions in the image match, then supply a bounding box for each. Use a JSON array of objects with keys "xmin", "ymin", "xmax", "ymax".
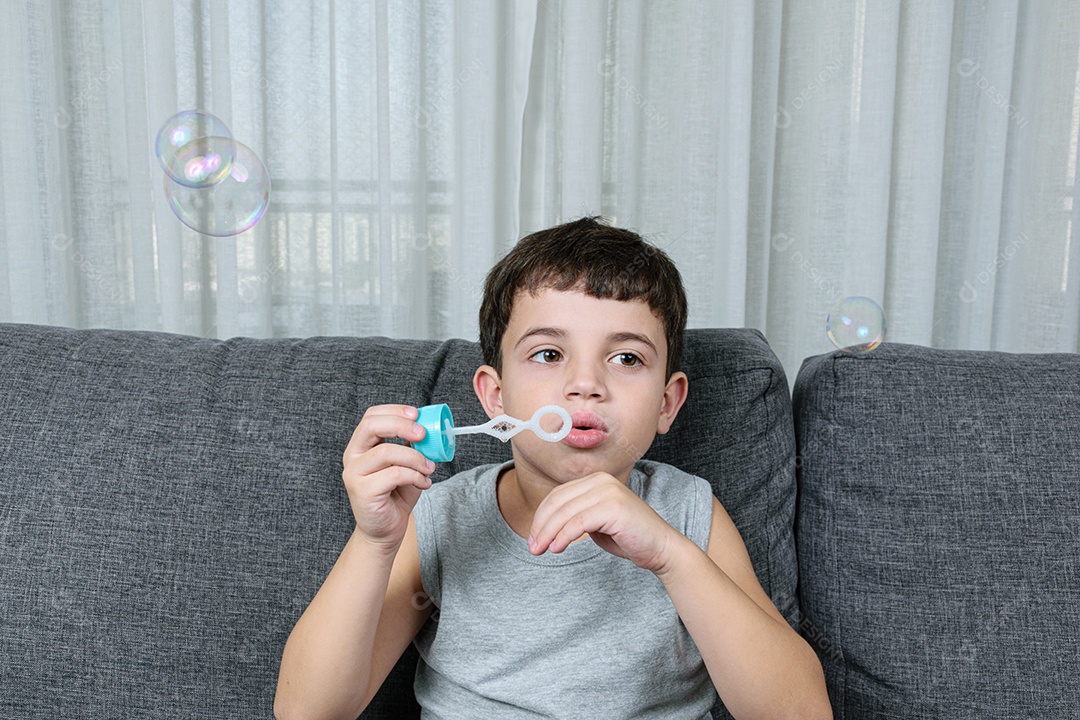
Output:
[
  {"xmin": 656, "ymin": 371, "xmax": 689, "ymax": 435},
  {"xmin": 473, "ymin": 365, "xmax": 504, "ymax": 418}
]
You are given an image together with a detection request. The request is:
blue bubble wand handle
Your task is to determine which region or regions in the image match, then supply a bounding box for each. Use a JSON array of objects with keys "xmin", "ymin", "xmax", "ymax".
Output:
[{"xmin": 413, "ymin": 404, "xmax": 572, "ymax": 462}]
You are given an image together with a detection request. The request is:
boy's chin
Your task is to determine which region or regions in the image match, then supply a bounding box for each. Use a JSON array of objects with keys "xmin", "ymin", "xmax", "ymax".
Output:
[{"xmin": 513, "ymin": 447, "xmax": 633, "ymax": 483}]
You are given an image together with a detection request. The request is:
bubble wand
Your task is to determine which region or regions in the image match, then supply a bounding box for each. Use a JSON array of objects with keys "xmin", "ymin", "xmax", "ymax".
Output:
[{"xmin": 413, "ymin": 404, "xmax": 572, "ymax": 462}]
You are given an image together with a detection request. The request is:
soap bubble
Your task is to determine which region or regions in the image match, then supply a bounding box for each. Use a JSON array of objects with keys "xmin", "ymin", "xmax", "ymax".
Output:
[
  {"xmin": 826, "ymin": 296, "xmax": 886, "ymax": 353},
  {"xmin": 169, "ymin": 135, "xmax": 236, "ymax": 188},
  {"xmin": 164, "ymin": 140, "xmax": 270, "ymax": 237},
  {"xmin": 155, "ymin": 110, "xmax": 234, "ymax": 188},
  {"xmin": 155, "ymin": 110, "xmax": 272, "ymax": 236}
]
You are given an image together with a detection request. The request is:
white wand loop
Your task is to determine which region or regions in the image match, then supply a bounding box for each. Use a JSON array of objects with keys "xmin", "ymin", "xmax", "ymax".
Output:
[{"xmin": 446, "ymin": 405, "xmax": 572, "ymax": 443}]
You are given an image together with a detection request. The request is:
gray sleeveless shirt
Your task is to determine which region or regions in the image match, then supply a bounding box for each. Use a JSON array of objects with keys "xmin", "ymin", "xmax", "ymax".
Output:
[{"xmin": 411, "ymin": 460, "xmax": 718, "ymax": 718}]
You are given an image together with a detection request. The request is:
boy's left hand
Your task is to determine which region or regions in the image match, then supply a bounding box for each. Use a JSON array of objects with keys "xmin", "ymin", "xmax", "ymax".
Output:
[{"xmin": 527, "ymin": 472, "xmax": 681, "ymax": 575}]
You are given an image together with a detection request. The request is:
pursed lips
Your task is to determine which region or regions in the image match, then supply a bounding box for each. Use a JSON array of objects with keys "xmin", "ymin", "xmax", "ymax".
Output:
[{"xmin": 563, "ymin": 412, "xmax": 608, "ymax": 448}]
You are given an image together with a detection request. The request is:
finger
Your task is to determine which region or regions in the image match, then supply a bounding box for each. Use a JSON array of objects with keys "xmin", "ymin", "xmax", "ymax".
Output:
[
  {"xmin": 362, "ymin": 464, "xmax": 429, "ymax": 505},
  {"xmin": 352, "ymin": 465, "xmax": 431, "ymax": 513},
  {"xmin": 544, "ymin": 503, "xmax": 609, "ymax": 555},
  {"xmin": 349, "ymin": 439, "xmax": 435, "ymax": 476},
  {"xmin": 529, "ymin": 475, "xmax": 618, "ymax": 547},
  {"xmin": 346, "ymin": 442, "xmax": 435, "ymax": 490},
  {"xmin": 362, "ymin": 403, "xmax": 420, "ymax": 424},
  {"xmin": 344, "ymin": 405, "xmax": 425, "ymax": 459},
  {"xmin": 530, "ymin": 493, "xmax": 613, "ymax": 555},
  {"xmin": 529, "ymin": 474, "xmax": 608, "ymax": 536}
]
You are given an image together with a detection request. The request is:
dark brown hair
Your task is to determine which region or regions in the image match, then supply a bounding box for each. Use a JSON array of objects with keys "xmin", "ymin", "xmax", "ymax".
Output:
[{"xmin": 479, "ymin": 216, "xmax": 687, "ymax": 379}]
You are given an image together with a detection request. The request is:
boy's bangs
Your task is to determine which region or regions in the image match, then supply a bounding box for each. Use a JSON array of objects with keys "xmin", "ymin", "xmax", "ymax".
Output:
[{"xmin": 522, "ymin": 272, "xmax": 652, "ymax": 304}]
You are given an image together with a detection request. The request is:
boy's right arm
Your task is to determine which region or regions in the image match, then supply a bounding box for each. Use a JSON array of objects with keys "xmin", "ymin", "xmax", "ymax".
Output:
[{"xmin": 274, "ymin": 405, "xmax": 437, "ymax": 720}]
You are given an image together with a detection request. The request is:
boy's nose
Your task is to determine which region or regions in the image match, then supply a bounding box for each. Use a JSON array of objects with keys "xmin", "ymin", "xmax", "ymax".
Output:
[{"xmin": 563, "ymin": 362, "xmax": 606, "ymax": 399}]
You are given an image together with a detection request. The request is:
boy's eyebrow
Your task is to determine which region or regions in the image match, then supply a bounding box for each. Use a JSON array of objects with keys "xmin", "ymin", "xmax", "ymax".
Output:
[
  {"xmin": 514, "ymin": 327, "xmax": 659, "ymax": 355},
  {"xmin": 514, "ymin": 326, "xmax": 566, "ymax": 349},
  {"xmin": 607, "ymin": 331, "xmax": 658, "ymax": 356}
]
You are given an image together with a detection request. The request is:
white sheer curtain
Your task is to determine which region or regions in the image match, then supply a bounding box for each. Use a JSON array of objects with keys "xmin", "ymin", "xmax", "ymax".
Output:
[{"xmin": 1, "ymin": 0, "xmax": 1078, "ymax": 381}]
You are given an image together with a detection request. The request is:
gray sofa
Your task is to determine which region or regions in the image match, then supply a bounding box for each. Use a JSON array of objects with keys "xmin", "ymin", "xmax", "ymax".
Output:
[{"xmin": 0, "ymin": 322, "xmax": 1076, "ymax": 718}]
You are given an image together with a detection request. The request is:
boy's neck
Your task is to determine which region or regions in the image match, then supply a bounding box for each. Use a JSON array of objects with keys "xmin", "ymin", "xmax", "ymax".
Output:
[
  {"xmin": 495, "ymin": 464, "xmax": 598, "ymax": 545},
  {"xmin": 495, "ymin": 466, "xmax": 542, "ymax": 541}
]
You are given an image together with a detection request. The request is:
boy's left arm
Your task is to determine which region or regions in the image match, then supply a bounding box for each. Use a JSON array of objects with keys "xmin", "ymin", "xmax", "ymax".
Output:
[
  {"xmin": 527, "ymin": 473, "xmax": 832, "ymax": 720},
  {"xmin": 661, "ymin": 495, "xmax": 833, "ymax": 720}
]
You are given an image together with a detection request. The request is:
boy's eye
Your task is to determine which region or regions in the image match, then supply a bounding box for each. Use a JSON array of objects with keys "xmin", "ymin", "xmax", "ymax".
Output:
[
  {"xmin": 530, "ymin": 349, "xmax": 562, "ymax": 363},
  {"xmin": 612, "ymin": 352, "xmax": 641, "ymax": 367}
]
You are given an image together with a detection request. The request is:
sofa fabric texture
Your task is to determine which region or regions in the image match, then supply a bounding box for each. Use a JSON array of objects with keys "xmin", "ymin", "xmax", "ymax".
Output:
[
  {"xmin": 794, "ymin": 343, "xmax": 1080, "ymax": 718},
  {"xmin": 0, "ymin": 323, "xmax": 796, "ymax": 719}
]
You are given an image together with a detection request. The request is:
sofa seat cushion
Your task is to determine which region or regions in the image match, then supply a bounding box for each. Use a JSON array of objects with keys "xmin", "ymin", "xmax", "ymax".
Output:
[{"xmin": 793, "ymin": 343, "xmax": 1080, "ymax": 718}]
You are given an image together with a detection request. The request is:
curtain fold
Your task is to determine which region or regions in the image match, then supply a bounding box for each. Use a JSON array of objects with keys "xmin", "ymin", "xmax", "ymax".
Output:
[{"xmin": 1, "ymin": 0, "xmax": 1078, "ymax": 381}]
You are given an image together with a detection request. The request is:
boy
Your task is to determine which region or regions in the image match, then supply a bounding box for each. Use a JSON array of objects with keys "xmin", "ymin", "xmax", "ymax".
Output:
[{"xmin": 275, "ymin": 218, "xmax": 832, "ymax": 719}]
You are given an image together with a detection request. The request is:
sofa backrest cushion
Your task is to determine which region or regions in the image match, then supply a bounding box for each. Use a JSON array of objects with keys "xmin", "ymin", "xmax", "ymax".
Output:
[
  {"xmin": 0, "ymin": 323, "xmax": 796, "ymax": 719},
  {"xmin": 793, "ymin": 343, "xmax": 1080, "ymax": 718}
]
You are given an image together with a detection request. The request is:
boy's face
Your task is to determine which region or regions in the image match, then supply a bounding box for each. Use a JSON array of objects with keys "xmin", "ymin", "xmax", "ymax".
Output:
[{"xmin": 473, "ymin": 287, "xmax": 688, "ymax": 484}]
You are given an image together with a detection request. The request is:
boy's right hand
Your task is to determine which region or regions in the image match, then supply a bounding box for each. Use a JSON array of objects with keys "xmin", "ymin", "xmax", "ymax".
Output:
[{"xmin": 342, "ymin": 404, "xmax": 435, "ymax": 556}]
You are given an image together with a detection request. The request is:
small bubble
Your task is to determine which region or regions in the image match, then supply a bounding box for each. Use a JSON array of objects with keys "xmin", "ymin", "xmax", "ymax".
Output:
[
  {"xmin": 826, "ymin": 296, "xmax": 886, "ymax": 353},
  {"xmin": 155, "ymin": 111, "xmax": 234, "ymax": 187}
]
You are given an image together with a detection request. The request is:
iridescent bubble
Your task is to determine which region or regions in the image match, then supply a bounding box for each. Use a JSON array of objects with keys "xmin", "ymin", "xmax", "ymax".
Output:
[
  {"xmin": 155, "ymin": 110, "xmax": 234, "ymax": 188},
  {"xmin": 164, "ymin": 140, "xmax": 271, "ymax": 237},
  {"xmin": 826, "ymin": 296, "xmax": 886, "ymax": 353},
  {"xmin": 170, "ymin": 135, "xmax": 236, "ymax": 188}
]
